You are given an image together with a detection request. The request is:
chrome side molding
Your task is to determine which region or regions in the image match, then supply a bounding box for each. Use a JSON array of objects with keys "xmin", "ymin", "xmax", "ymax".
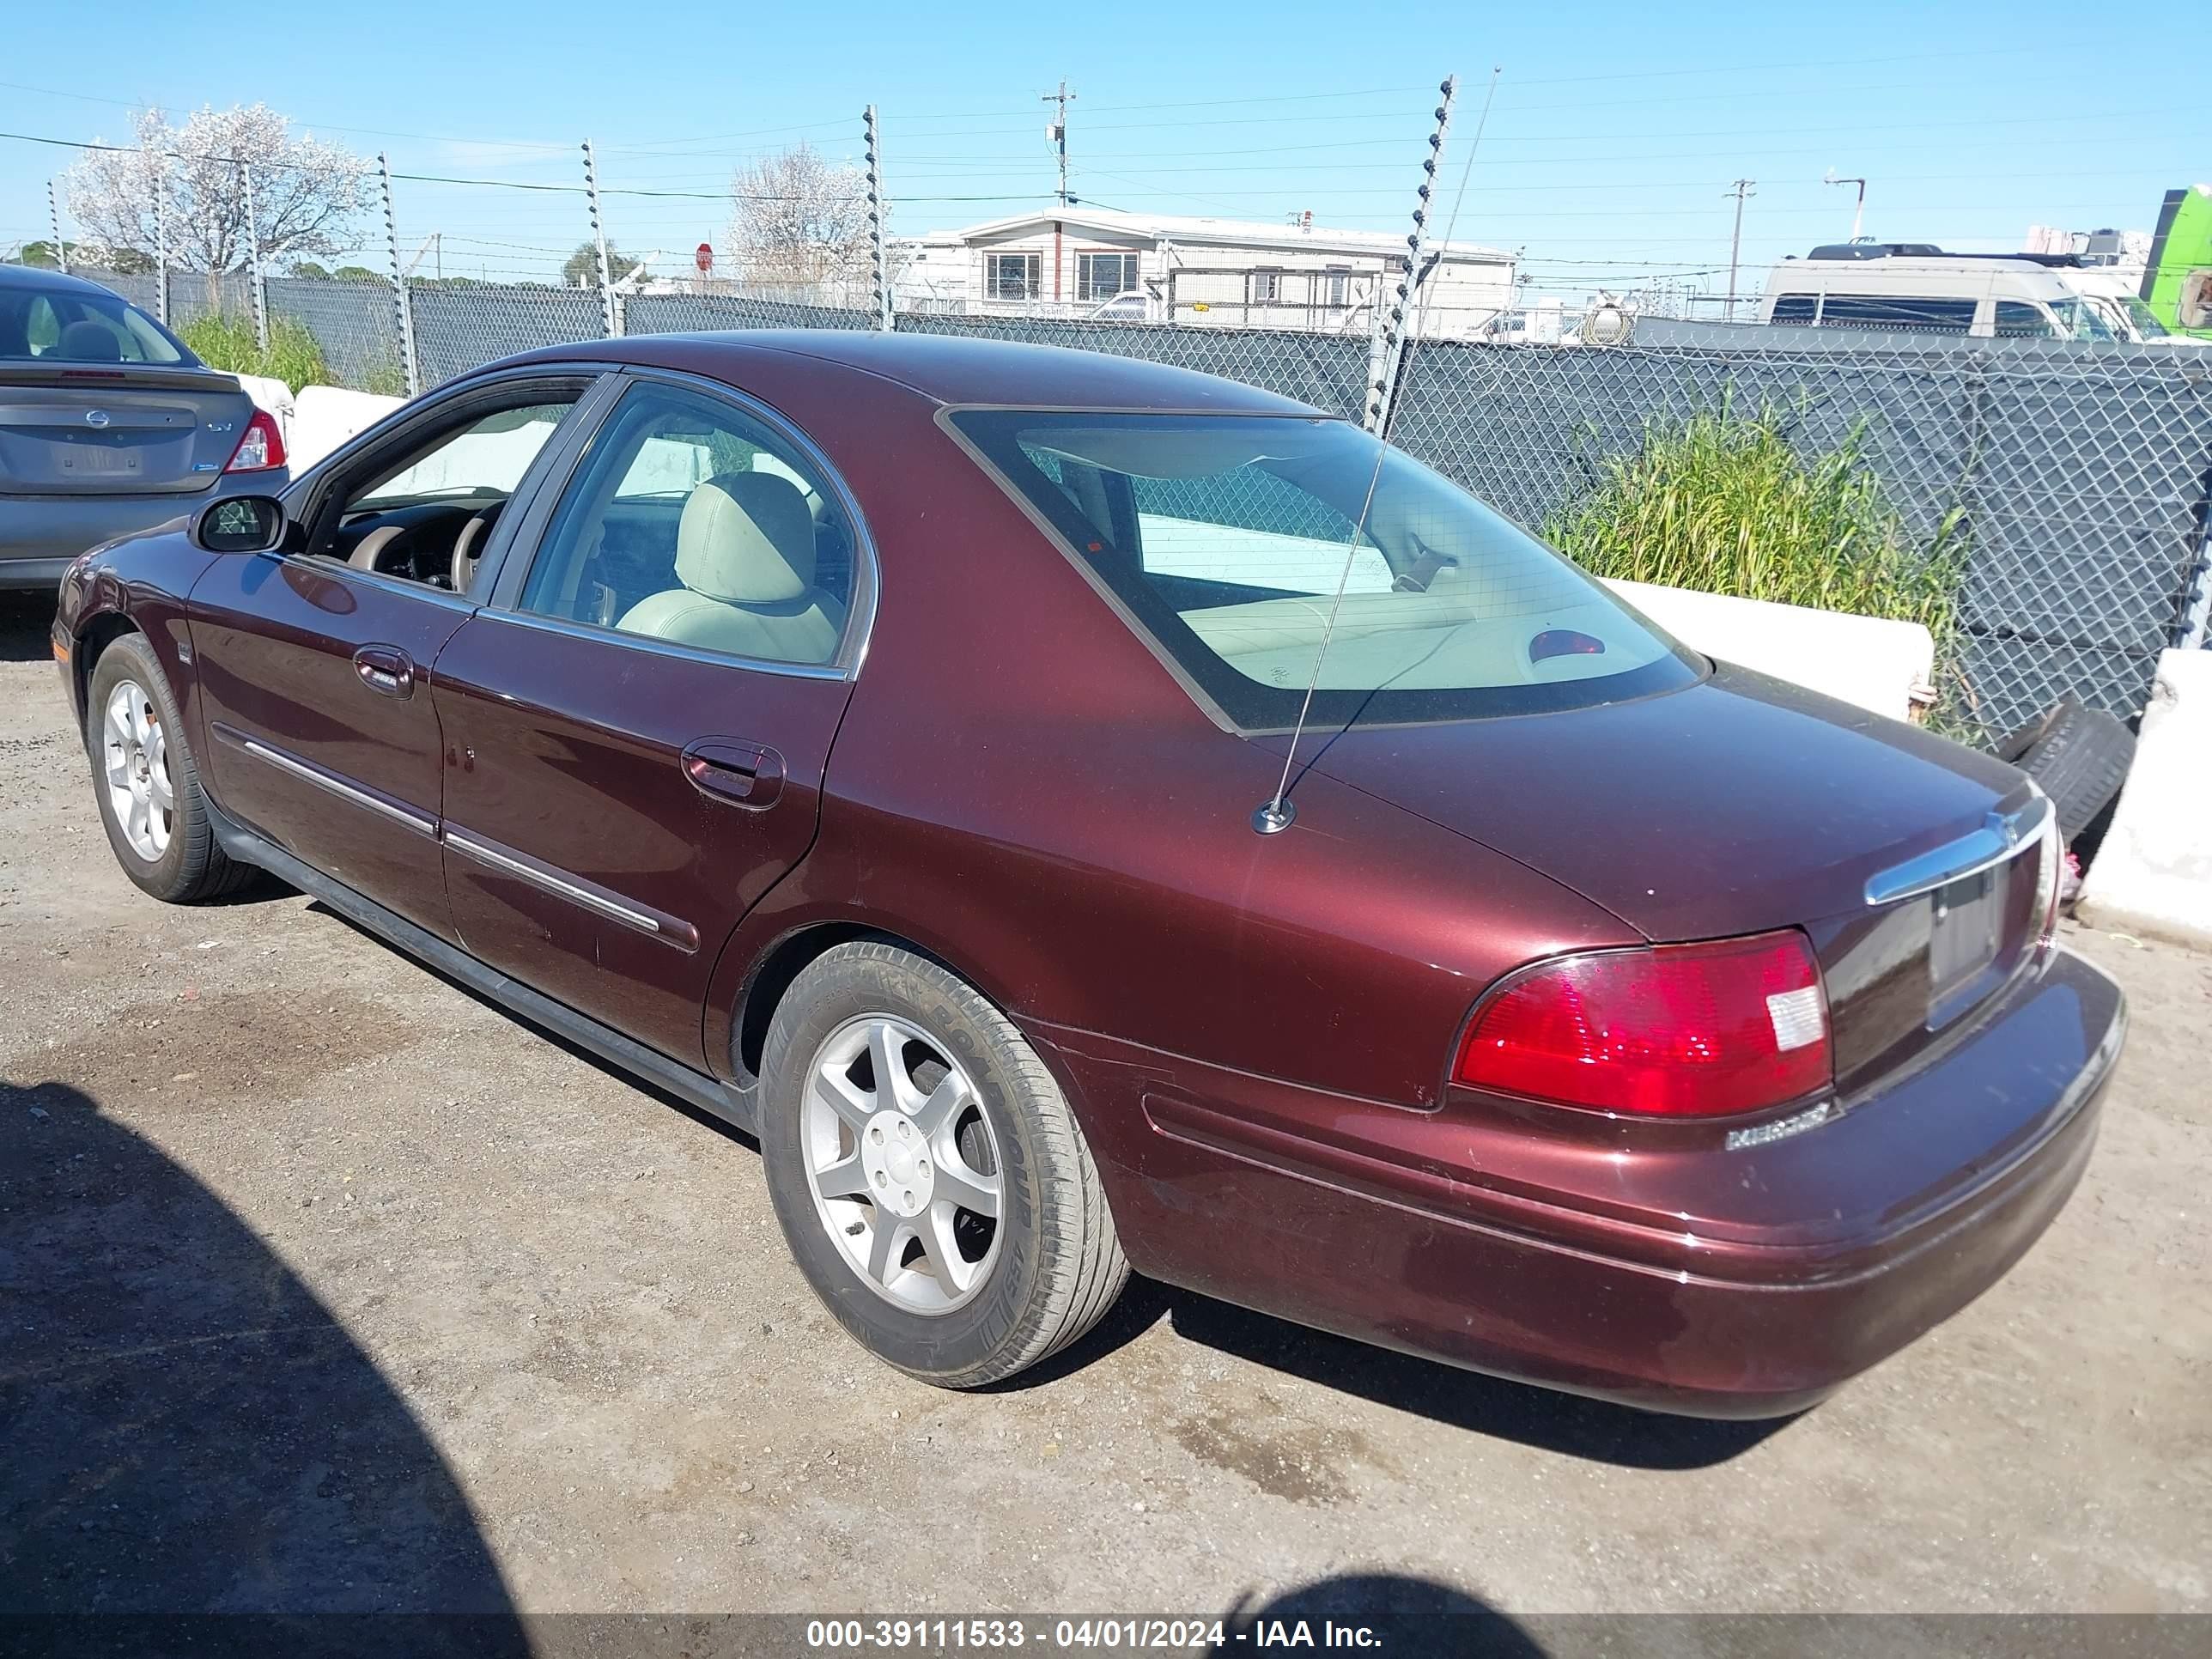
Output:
[
  {"xmin": 1863, "ymin": 791, "xmax": 2054, "ymax": 908},
  {"xmin": 216, "ymin": 724, "xmax": 437, "ymax": 839},
  {"xmin": 443, "ymin": 828, "xmax": 699, "ymax": 951}
]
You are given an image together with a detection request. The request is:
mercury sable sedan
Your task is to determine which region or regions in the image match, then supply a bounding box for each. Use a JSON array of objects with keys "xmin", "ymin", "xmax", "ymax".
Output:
[{"xmin": 52, "ymin": 331, "xmax": 2124, "ymax": 1416}]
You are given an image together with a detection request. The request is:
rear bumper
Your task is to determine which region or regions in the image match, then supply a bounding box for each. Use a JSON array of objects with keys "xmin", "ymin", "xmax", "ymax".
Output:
[
  {"xmin": 0, "ymin": 472, "xmax": 287, "ymax": 588},
  {"xmin": 1030, "ymin": 944, "xmax": 2124, "ymax": 1419}
]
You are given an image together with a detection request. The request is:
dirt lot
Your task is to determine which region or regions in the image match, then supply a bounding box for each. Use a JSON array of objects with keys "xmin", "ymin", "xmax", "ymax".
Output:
[{"xmin": 2, "ymin": 590, "xmax": 2208, "ymax": 1628}]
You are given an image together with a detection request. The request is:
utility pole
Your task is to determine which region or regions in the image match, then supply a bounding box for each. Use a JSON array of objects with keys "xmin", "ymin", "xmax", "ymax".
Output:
[
  {"xmin": 46, "ymin": 180, "xmax": 66, "ymax": 274},
  {"xmin": 1042, "ymin": 80, "xmax": 1075, "ymax": 207},
  {"xmin": 1725, "ymin": 178, "xmax": 1755, "ymax": 323},
  {"xmin": 1825, "ymin": 172, "xmax": 1868, "ymax": 241}
]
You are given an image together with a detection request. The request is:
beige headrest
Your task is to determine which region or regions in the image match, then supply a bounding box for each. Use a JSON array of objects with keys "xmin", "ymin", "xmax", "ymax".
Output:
[{"xmin": 676, "ymin": 471, "xmax": 816, "ymax": 605}]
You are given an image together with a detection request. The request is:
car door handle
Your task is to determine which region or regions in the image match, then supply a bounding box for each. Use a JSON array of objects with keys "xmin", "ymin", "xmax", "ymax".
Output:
[
  {"xmin": 353, "ymin": 644, "xmax": 415, "ymax": 699},
  {"xmin": 682, "ymin": 738, "xmax": 784, "ymax": 809}
]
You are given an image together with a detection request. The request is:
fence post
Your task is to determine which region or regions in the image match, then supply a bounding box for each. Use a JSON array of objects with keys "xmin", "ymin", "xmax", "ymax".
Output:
[
  {"xmin": 865, "ymin": 106, "xmax": 893, "ymax": 331},
  {"xmin": 47, "ymin": 181, "xmax": 68, "ymax": 275},
  {"xmin": 378, "ymin": 154, "xmax": 421, "ymax": 397},
  {"xmin": 241, "ymin": 161, "xmax": 269, "ymax": 354},
  {"xmin": 150, "ymin": 153, "xmax": 168, "ymax": 326},
  {"xmin": 582, "ymin": 139, "xmax": 618, "ymax": 339},
  {"xmin": 1362, "ymin": 76, "xmax": 1455, "ymax": 434}
]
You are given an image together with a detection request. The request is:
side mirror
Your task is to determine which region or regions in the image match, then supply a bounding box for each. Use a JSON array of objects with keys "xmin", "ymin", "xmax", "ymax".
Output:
[{"xmin": 194, "ymin": 495, "xmax": 287, "ymax": 554}]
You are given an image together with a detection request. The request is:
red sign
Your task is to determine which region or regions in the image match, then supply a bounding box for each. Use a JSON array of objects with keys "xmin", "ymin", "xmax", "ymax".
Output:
[{"xmin": 695, "ymin": 242, "xmax": 714, "ymax": 274}]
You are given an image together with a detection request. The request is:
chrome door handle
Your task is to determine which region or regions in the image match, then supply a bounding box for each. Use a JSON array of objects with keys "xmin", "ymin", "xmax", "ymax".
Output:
[
  {"xmin": 353, "ymin": 644, "xmax": 415, "ymax": 699},
  {"xmin": 682, "ymin": 738, "xmax": 784, "ymax": 809}
]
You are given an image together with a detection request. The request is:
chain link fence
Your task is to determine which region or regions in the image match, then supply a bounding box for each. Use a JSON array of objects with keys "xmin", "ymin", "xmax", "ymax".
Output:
[{"xmin": 15, "ymin": 94, "xmax": 2210, "ymax": 746}]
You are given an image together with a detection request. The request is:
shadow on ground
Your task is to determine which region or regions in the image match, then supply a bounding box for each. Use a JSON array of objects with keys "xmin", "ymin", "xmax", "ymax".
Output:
[
  {"xmin": 1025, "ymin": 1277, "xmax": 1786, "ymax": 1471},
  {"xmin": 0, "ymin": 594, "xmax": 58, "ymax": 665},
  {"xmin": 0, "ymin": 1078, "xmax": 522, "ymax": 1639}
]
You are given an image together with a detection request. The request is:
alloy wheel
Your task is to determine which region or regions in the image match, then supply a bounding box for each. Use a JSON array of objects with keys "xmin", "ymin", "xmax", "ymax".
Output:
[
  {"xmin": 801, "ymin": 1013, "xmax": 1005, "ymax": 1313},
  {"xmin": 102, "ymin": 679, "xmax": 173, "ymax": 863}
]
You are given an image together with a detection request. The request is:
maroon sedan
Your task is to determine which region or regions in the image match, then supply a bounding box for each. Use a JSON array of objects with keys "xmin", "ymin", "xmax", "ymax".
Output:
[{"xmin": 52, "ymin": 333, "xmax": 2124, "ymax": 1417}]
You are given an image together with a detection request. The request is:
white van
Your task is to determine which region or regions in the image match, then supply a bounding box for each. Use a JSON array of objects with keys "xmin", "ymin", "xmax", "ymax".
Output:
[{"xmin": 1758, "ymin": 245, "xmax": 2119, "ymax": 341}]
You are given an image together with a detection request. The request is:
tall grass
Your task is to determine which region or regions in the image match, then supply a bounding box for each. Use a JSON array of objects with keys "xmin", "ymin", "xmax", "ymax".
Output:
[
  {"xmin": 178, "ymin": 313, "xmax": 331, "ymax": 394},
  {"xmin": 1545, "ymin": 400, "xmax": 1965, "ymax": 658}
]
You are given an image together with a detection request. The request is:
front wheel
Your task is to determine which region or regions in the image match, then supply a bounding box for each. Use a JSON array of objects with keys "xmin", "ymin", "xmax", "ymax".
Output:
[
  {"xmin": 85, "ymin": 633, "xmax": 254, "ymax": 904},
  {"xmin": 758, "ymin": 942, "xmax": 1129, "ymax": 1387}
]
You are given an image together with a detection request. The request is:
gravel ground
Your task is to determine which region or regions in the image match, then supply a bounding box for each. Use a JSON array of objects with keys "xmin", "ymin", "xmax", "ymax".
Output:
[{"xmin": 2, "ymin": 591, "xmax": 2208, "ymax": 1627}]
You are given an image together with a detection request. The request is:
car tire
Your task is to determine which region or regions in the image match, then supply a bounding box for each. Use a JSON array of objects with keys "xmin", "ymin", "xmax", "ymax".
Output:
[
  {"xmin": 758, "ymin": 941, "xmax": 1129, "ymax": 1388},
  {"xmin": 2015, "ymin": 702, "xmax": 2136, "ymax": 844},
  {"xmin": 85, "ymin": 633, "xmax": 255, "ymax": 905}
]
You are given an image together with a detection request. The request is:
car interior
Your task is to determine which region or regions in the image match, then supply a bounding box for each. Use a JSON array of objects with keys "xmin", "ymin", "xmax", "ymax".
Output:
[
  {"xmin": 513, "ymin": 388, "xmax": 854, "ymax": 667},
  {"xmin": 1025, "ymin": 434, "xmax": 1662, "ymax": 693},
  {"xmin": 316, "ymin": 386, "xmax": 854, "ymax": 667},
  {"xmin": 314, "ymin": 401, "xmax": 579, "ymax": 592}
]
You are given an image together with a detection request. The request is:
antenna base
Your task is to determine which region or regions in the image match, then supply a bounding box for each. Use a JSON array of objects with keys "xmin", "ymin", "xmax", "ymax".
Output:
[{"xmin": 1251, "ymin": 799, "xmax": 1297, "ymax": 836}]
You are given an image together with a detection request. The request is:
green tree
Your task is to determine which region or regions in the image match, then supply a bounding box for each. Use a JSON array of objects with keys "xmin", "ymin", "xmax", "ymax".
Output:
[{"xmin": 562, "ymin": 242, "xmax": 639, "ymax": 289}]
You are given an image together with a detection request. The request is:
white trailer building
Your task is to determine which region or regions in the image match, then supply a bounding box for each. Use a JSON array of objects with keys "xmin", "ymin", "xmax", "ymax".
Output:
[{"xmin": 893, "ymin": 208, "xmax": 1516, "ymax": 337}]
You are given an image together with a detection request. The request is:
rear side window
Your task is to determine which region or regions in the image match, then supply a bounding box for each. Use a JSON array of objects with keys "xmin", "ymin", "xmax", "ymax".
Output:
[
  {"xmin": 515, "ymin": 382, "xmax": 855, "ymax": 667},
  {"xmin": 952, "ymin": 410, "xmax": 1698, "ymax": 730},
  {"xmin": 1993, "ymin": 301, "xmax": 2055, "ymax": 337},
  {"xmin": 1768, "ymin": 292, "xmax": 1978, "ymax": 332}
]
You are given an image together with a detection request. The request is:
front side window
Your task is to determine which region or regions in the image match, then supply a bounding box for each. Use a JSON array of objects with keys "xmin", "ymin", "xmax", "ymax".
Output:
[
  {"xmin": 1249, "ymin": 270, "xmax": 1283, "ymax": 306},
  {"xmin": 1078, "ymin": 252, "xmax": 1137, "ymax": 301},
  {"xmin": 2044, "ymin": 296, "xmax": 2115, "ymax": 342},
  {"xmin": 952, "ymin": 410, "xmax": 1697, "ymax": 729},
  {"xmin": 516, "ymin": 382, "xmax": 854, "ymax": 667},
  {"xmin": 321, "ymin": 394, "xmax": 581, "ymax": 588},
  {"xmin": 988, "ymin": 253, "xmax": 1041, "ymax": 301},
  {"xmin": 1, "ymin": 286, "xmax": 184, "ymax": 363},
  {"xmin": 1324, "ymin": 267, "xmax": 1352, "ymax": 307}
]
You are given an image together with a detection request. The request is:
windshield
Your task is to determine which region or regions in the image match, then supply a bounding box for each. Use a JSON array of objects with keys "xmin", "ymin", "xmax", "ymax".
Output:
[
  {"xmin": 0, "ymin": 283, "xmax": 187, "ymax": 364},
  {"xmin": 952, "ymin": 410, "xmax": 1698, "ymax": 729},
  {"xmin": 2117, "ymin": 295, "xmax": 2170, "ymax": 339}
]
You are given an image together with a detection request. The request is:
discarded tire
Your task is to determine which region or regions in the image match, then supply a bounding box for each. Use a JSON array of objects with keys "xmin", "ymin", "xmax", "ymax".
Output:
[{"xmin": 2015, "ymin": 702, "xmax": 2136, "ymax": 845}]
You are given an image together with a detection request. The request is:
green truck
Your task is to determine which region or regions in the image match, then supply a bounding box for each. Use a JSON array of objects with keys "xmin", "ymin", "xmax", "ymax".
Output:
[{"xmin": 2143, "ymin": 185, "xmax": 2212, "ymax": 338}]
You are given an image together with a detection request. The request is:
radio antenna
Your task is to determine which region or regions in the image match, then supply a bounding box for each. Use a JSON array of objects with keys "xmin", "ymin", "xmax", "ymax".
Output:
[{"xmin": 1254, "ymin": 67, "xmax": 1500, "ymax": 836}]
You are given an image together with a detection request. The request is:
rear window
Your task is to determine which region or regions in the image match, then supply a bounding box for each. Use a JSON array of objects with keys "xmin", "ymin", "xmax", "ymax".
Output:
[
  {"xmin": 951, "ymin": 410, "xmax": 1698, "ymax": 730},
  {"xmin": 0, "ymin": 285, "xmax": 186, "ymax": 364}
]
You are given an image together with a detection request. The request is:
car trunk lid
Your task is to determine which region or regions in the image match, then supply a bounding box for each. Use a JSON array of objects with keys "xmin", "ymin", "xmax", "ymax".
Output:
[
  {"xmin": 0, "ymin": 363, "xmax": 252, "ymax": 496},
  {"xmin": 1268, "ymin": 663, "xmax": 2049, "ymax": 1091}
]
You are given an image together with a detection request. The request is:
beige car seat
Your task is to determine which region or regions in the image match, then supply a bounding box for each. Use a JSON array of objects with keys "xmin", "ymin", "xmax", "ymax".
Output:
[{"xmin": 616, "ymin": 472, "xmax": 845, "ymax": 665}]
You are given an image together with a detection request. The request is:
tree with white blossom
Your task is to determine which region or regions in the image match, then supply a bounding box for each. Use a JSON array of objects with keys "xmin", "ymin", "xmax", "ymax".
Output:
[
  {"xmin": 63, "ymin": 105, "xmax": 370, "ymax": 276},
  {"xmin": 727, "ymin": 143, "xmax": 872, "ymax": 301}
]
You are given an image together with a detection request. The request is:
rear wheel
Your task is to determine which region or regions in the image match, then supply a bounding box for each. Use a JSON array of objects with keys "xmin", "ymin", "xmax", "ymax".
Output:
[
  {"xmin": 86, "ymin": 633, "xmax": 253, "ymax": 904},
  {"xmin": 758, "ymin": 942, "xmax": 1128, "ymax": 1387}
]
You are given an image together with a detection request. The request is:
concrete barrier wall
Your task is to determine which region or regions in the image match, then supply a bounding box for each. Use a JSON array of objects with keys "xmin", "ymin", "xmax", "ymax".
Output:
[
  {"xmin": 2079, "ymin": 649, "xmax": 2212, "ymax": 949},
  {"xmin": 288, "ymin": 386, "xmax": 406, "ymax": 472},
  {"xmin": 1601, "ymin": 578, "xmax": 1936, "ymax": 722}
]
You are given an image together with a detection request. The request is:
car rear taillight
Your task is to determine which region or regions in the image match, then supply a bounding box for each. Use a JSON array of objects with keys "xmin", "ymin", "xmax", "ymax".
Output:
[
  {"xmin": 224, "ymin": 409, "xmax": 287, "ymax": 472},
  {"xmin": 1453, "ymin": 929, "xmax": 1832, "ymax": 1117}
]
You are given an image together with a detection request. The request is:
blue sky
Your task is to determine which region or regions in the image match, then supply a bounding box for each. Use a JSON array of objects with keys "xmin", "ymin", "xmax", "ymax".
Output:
[{"xmin": 3, "ymin": 1, "xmax": 2204, "ymax": 307}]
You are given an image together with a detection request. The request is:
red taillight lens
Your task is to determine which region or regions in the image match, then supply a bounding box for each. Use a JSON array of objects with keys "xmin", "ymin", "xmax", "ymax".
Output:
[
  {"xmin": 225, "ymin": 409, "xmax": 288, "ymax": 472},
  {"xmin": 1454, "ymin": 930, "xmax": 1832, "ymax": 1117}
]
